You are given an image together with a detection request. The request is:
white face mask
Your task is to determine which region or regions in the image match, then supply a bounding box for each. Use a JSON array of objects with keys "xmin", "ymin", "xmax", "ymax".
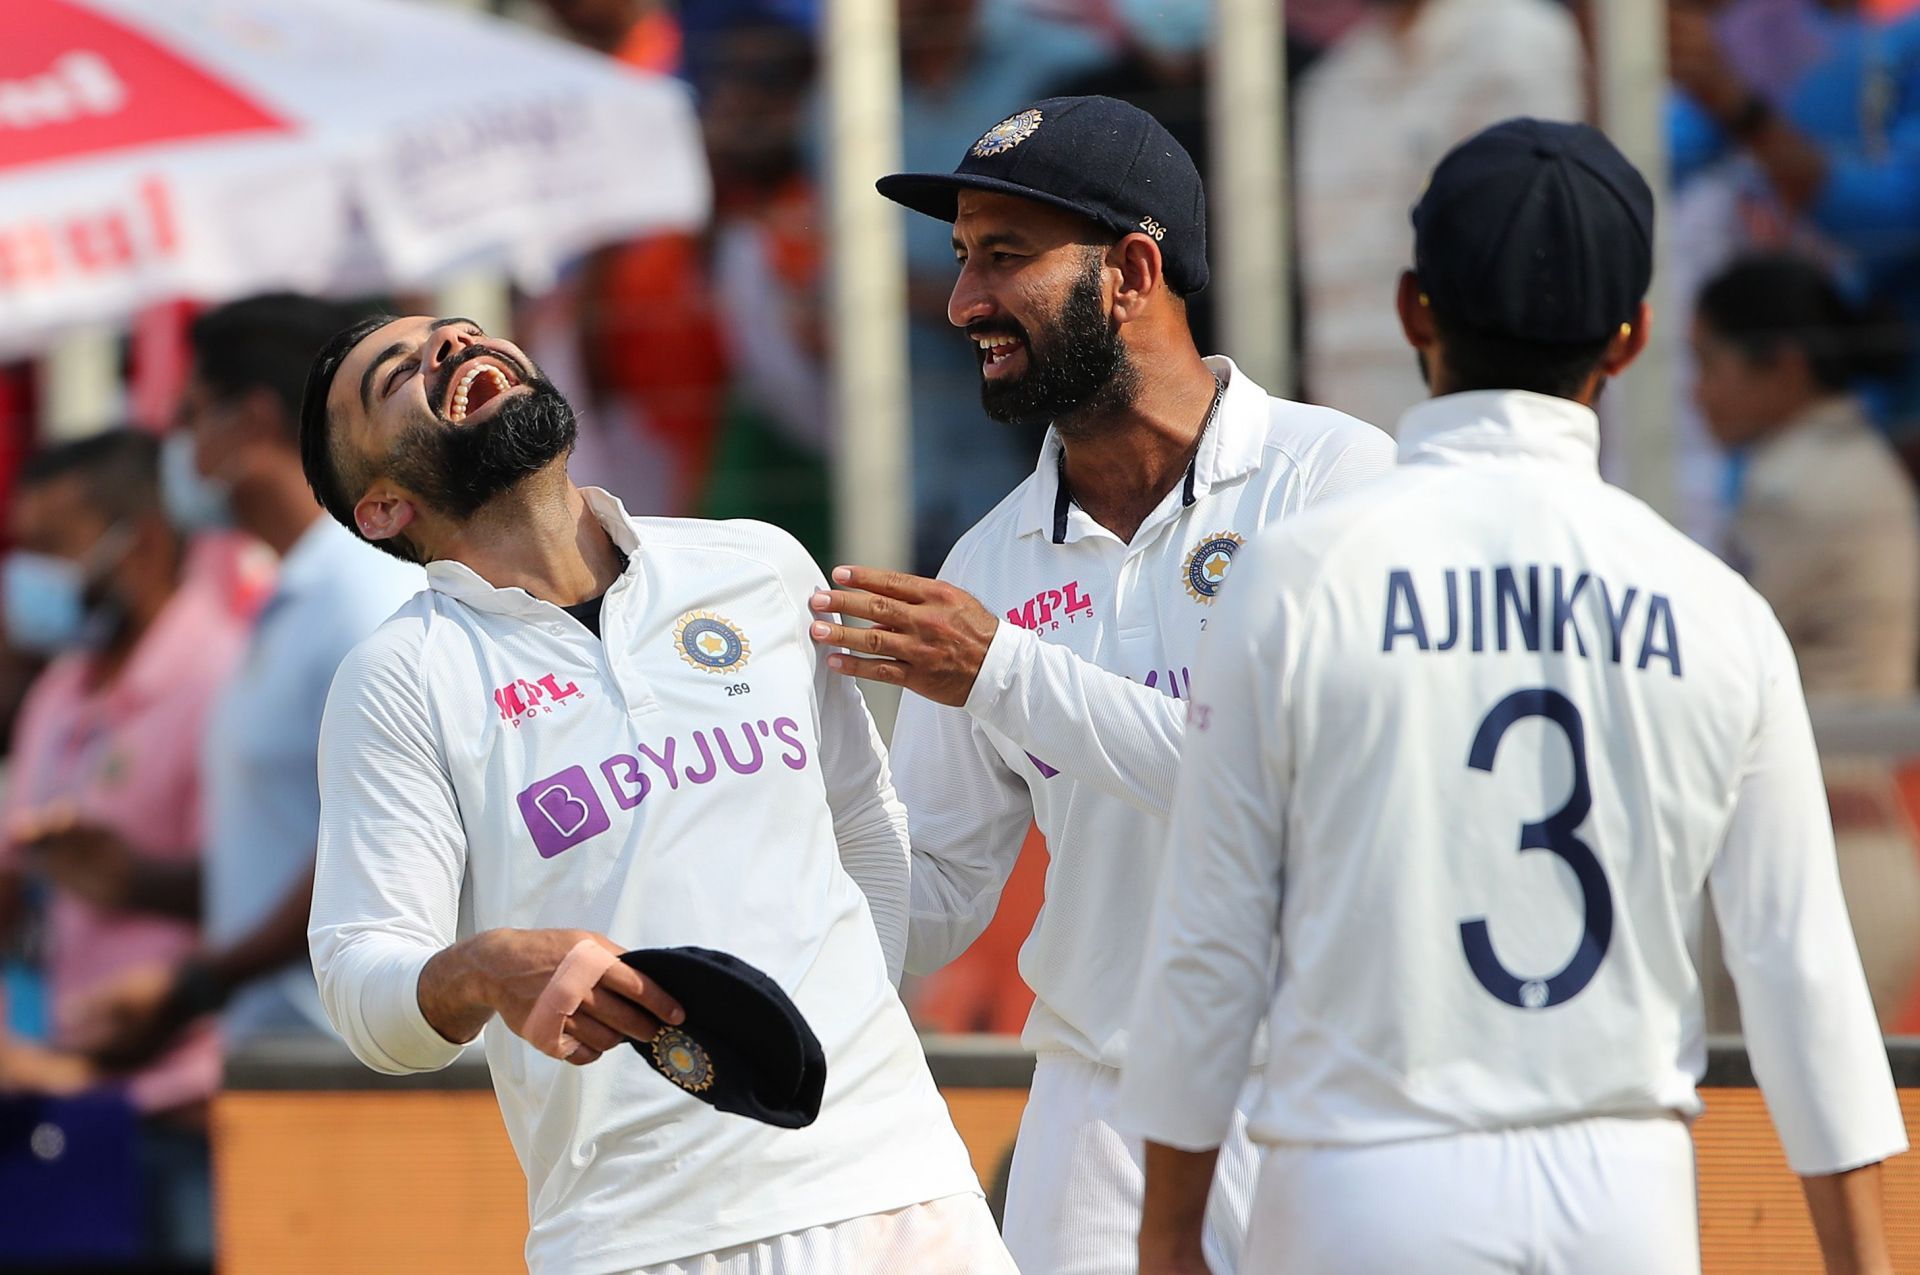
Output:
[{"xmin": 160, "ymin": 432, "xmax": 233, "ymax": 533}]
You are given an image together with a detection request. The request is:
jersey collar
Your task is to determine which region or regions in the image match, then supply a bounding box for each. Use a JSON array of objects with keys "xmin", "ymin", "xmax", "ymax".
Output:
[
  {"xmin": 423, "ymin": 486, "xmax": 642, "ymax": 618},
  {"xmin": 1396, "ymin": 390, "xmax": 1601, "ymax": 473},
  {"xmin": 1016, "ymin": 355, "xmax": 1272, "ymax": 541}
]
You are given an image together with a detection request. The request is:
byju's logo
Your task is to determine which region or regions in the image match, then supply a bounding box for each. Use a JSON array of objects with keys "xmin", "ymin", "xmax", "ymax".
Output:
[{"xmin": 516, "ymin": 766, "xmax": 611, "ymax": 858}]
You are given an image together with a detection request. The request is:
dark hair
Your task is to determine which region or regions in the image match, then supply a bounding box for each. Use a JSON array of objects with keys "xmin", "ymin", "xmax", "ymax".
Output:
[
  {"xmin": 1431, "ymin": 310, "xmax": 1613, "ymax": 400},
  {"xmin": 1696, "ymin": 253, "xmax": 1907, "ymax": 391},
  {"xmin": 299, "ymin": 312, "xmax": 401, "ymax": 554},
  {"xmin": 189, "ymin": 294, "xmax": 383, "ymax": 437},
  {"xmin": 18, "ymin": 429, "xmax": 163, "ymax": 525}
]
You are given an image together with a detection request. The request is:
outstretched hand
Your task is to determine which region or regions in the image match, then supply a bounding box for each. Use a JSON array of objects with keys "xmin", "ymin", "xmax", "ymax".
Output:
[{"xmin": 808, "ymin": 565, "xmax": 1000, "ymax": 708}]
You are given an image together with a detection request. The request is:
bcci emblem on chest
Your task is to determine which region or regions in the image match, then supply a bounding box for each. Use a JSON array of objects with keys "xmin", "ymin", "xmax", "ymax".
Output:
[
  {"xmin": 674, "ymin": 611, "xmax": 751, "ymax": 674},
  {"xmin": 1183, "ymin": 531, "xmax": 1244, "ymax": 604}
]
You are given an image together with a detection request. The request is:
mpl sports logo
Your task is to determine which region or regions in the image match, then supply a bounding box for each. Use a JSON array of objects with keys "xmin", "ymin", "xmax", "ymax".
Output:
[
  {"xmin": 1006, "ymin": 581, "xmax": 1093, "ymax": 633},
  {"xmin": 494, "ymin": 673, "xmax": 584, "ymax": 726}
]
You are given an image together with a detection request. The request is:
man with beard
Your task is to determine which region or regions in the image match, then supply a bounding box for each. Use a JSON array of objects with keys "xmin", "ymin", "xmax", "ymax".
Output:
[
  {"xmin": 297, "ymin": 315, "xmax": 1007, "ymax": 1274},
  {"xmin": 806, "ymin": 96, "xmax": 1394, "ymax": 1273}
]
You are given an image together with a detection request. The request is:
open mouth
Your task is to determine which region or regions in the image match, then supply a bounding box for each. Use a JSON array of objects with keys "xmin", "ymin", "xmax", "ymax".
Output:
[
  {"xmin": 445, "ymin": 356, "xmax": 522, "ymax": 424},
  {"xmin": 974, "ymin": 333, "xmax": 1027, "ymax": 380}
]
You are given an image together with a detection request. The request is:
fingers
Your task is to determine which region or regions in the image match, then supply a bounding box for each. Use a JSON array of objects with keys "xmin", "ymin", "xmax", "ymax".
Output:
[
  {"xmin": 564, "ymin": 1013, "xmax": 625, "ymax": 1057},
  {"xmin": 809, "ymin": 619, "xmax": 911, "ymax": 659},
  {"xmin": 809, "ymin": 588, "xmax": 906, "ymax": 627},
  {"xmin": 830, "ymin": 564, "xmax": 934, "ymax": 603},
  {"xmin": 825, "ymin": 653, "xmax": 909, "ymax": 685},
  {"xmin": 596, "ymin": 960, "xmax": 686, "ymax": 1029},
  {"xmin": 563, "ymin": 1042, "xmax": 604, "ymax": 1067},
  {"xmin": 578, "ymin": 985, "xmax": 665, "ymax": 1044}
]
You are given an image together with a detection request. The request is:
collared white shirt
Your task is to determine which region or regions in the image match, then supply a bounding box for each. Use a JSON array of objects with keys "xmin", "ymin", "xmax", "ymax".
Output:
[
  {"xmin": 308, "ymin": 492, "xmax": 977, "ymax": 1274},
  {"xmin": 204, "ymin": 516, "xmax": 423, "ymax": 1044},
  {"xmin": 892, "ymin": 357, "xmax": 1394, "ymax": 1066},
  {"xmin": 1297, "ymin": 0, "xmax": 1582, "ymax": 429},
  {"xmin": 1115, "ymin": 391, "xmax": 1907, "ymax": 1178}
]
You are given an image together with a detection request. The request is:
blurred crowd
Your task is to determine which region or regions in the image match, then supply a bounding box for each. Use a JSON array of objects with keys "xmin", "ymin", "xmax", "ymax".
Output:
[{"xmin": 3, "ymin": 0, "xmax": 1920, "ymax": 1267}]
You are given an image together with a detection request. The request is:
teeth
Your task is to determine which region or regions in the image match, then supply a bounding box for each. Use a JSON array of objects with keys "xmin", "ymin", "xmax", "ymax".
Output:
[
  {"xmin": 975, "ymin": 336, "xmax": 1019, "ymax": 350},
  {"xmin": 449, "ymin": 363, "xmax": 510, "ymax": 422}
]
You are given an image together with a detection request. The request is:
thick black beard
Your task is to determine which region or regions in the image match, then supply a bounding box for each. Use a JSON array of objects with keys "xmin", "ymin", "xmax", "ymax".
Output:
[
  {"xmin": 383, "ymin": 377, "xmax": 579, "ymax": 521},
  {"xmin": 978, "ymin": 256, "xmax": 1138, "ymax": 432}
]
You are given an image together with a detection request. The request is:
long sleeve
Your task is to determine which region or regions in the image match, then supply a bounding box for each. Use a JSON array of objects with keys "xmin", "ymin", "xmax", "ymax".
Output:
[
  {"xmin": 810, "ymin": 602, "xmax": 914, "ymax": 985},
  {"xmin": 308, "ymin": 630, "xmax": 470, "ymax": 1075},
  {"xmin": 1709, "ymin": 613, "xmax": 1908, "ymax": 1176},
  {"xmin": 890, "ymin": 686, "xmax": 1033, "ymax": 977},
  {"xmin": 1114, "ymin": 547, "xmax": 1294, "ymax": 1151},
  {"xmin": 965, "ymin": 622, "xmax": 1188, "ymax": 815}
]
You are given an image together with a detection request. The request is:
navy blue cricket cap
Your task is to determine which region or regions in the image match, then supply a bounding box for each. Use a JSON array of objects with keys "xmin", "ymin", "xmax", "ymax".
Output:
[
  {"xmin": 1412, "ymin": 117, "xmax": 1654, "ymax": 345},
  {"xmin": 877, "ymin": 95, "xmax": 1209, "ymax": 295},
  {"xmin": 620, "ymin": 947, "xmax": 826, "ymax": 1129}
]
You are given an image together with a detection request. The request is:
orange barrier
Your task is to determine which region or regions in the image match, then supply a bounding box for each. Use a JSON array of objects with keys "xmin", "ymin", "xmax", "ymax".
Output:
[{"xmin": 214, "ymin": 1084, "xmax": 1920, "ymax": 1274}]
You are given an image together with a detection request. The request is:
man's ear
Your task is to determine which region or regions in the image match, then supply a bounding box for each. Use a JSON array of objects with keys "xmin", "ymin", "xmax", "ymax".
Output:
[
  {"xmin": 1396, "ymin": 271, "xmax": 1436, "ymax": 351},
  {"xmin": 1110, "ymin": 233, "xmax": 1166, "ymax": 325},
  {"xmin": 1599, "ymin": 301, "xmax": 1654, "ymax": 377},
  {"xmin": 352, "ymin": 480, "xmax": 416, "ymax": 546}
]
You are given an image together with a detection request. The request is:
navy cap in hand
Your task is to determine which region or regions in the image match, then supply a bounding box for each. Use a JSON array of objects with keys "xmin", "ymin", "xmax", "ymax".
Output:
[
  {"xmin": 878, "ymin": 95, "xmax": 1209, "ymax": 295},
  {"xmin": 621, "ymin": 947, "xmax": 826, "ymax": 1129},
  {"xmin": 1412, "ymin": 118, "xmax": 1654, "ymax": 345}
]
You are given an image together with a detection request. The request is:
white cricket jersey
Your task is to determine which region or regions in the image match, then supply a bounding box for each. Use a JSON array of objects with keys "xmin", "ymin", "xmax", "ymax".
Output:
[
  {"xmin": 1115, "ymin": 391, "xmax": 1909, "ymax": 1177},
  {"xmin": 893, "ymin": 356, "xmax": 1394, "ymax": 1066},
  {"xmin": 307, "ymin": 491, "xmax": 978, "ymax": 1274}
]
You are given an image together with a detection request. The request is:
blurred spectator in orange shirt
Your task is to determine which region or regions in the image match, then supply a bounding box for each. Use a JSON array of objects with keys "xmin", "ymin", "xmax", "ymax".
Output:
[
  {"xmin": 535, "ymin": 0, "xmax": 728, "ymax": 517},
  {"xmin": 695, "ymin": 16, "xmax": 837, "ymax": 557}
]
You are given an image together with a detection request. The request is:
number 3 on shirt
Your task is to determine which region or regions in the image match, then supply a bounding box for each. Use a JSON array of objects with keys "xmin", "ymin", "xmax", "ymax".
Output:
[{"xmin": 1461, "ymin": 687, "xmax": 1614, "ymax": 1010}]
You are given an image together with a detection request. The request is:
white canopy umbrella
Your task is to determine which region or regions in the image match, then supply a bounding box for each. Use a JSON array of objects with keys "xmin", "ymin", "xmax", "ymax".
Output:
[{"xmin": 1, "ymin": 0, "xmax": 711, "ymax": 359}]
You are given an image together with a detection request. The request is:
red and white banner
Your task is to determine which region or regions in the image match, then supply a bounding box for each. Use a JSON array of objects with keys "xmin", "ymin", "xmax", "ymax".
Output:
[{"xmin": 1, "ymin": 0, "xmax": 710, "ymax": 357}]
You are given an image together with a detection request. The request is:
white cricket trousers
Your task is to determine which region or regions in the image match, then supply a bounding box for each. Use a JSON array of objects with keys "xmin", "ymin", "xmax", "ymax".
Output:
[
  {"xmin": 626, "ymin": 1193, "xmax": 1016, "ymax": 1274},
  {"xmin": 1001, "ymin": 1051, "xmax": 1262, "ymax": 1275},
  {"xmin": 1242, "ymin": 1114, "xmax": 1700, "ymax": 1274}
]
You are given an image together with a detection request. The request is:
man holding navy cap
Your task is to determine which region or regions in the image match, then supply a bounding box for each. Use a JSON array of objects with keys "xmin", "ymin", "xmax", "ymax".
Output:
[
  {"xmin": 1119, "ymin": 118, "xmax": 1906, "ymax": 1274},
  {"xmin": 810, "ymin": 96, "xmax": 1392, "ymax": 1272},
  {"xmin": 298, "ymin": 313, "xmax": 1009, "ymax": 1272}
]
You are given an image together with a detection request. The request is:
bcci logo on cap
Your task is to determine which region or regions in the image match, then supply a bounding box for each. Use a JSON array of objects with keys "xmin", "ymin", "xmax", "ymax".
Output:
[
  {"xmin": 674, "ymin": 611, "xmax": 750, "ymax": 674},
  {"xmin": 650, "ymin": 1026, "xmax": 715, "ymax": 1093},
  {"xmin": 972, "ymin": 109, "xmax": 1043, "ymax": 158},
  {"xmin": 1184, "ymin": 531, "xmax": 1244, "ymax": 603}
]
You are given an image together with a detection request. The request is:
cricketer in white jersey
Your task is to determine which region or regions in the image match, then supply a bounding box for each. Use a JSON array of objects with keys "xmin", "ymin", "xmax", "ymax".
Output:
[
  {"xmin": 1120, "ymin": 120, "xmax": 1907, "ymax": 1275},
  {"xmin": 806, "ymin": 97, "xmax": 1392, "ymax": 1273},
  {"xmin": 299, "ymin": 315, "xmax": 1006, "ymax": 1274}
]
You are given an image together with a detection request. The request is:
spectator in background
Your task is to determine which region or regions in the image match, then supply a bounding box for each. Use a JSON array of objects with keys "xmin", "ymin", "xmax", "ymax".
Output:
[
  {"xmin": 693, "ymin": 17, "xmax": 836, "ymax": 560},
  {"xmin": 1692, "ymin": 254, "xmax": 1920, "ymax": 1034},
  {"xmin": 1670, "ymin": 0, "xmax": 1920, "ymax": 461},
  {"xmin": 539, "ymin": 0, "xmax": 682, "ymax": 71},
  {"xmin": 1693, "ymin": 254, "xmax": 1920, "ymax": 697},
  {"xmin": 897, "ymin": 0, "xmax": 1109, "ymax": 569},
  {"xmin": 1047, "ymin": 0, "xmax": 1219, "ymax": 354},
  {"xmin": 531, "ymin": 0, "xmax": 729, "ymax": 517},
  {"xmin": 1295, "ymin": 0, "xmax": 1583, "ymax": 429},
  {"xmin": 68, "ymin": 297, "xmax": 423, "ymax": 1076},
  {"xmin": 0, "ymin": 432, "xmax": 249, "ymax": 1268}
]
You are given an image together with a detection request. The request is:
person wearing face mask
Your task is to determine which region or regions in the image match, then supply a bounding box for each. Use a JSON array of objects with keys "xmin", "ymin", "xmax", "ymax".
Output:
[
  {"xmin": 0, "ymin": 430, "xmax": 249, "ymax": 1267},
  {"xmin": 67, "ymin": 295, "xmax": 423, "ymax": 1082}
]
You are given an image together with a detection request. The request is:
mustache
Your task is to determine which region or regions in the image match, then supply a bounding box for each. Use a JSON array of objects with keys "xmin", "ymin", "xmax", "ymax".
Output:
[
  {"xmin": 426, "ymin": 344, "xmax": 536, "ymax": 420},
  {"xmin": 964, "ymin": 319, "xmax": 1027, "ymax": 344}
]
